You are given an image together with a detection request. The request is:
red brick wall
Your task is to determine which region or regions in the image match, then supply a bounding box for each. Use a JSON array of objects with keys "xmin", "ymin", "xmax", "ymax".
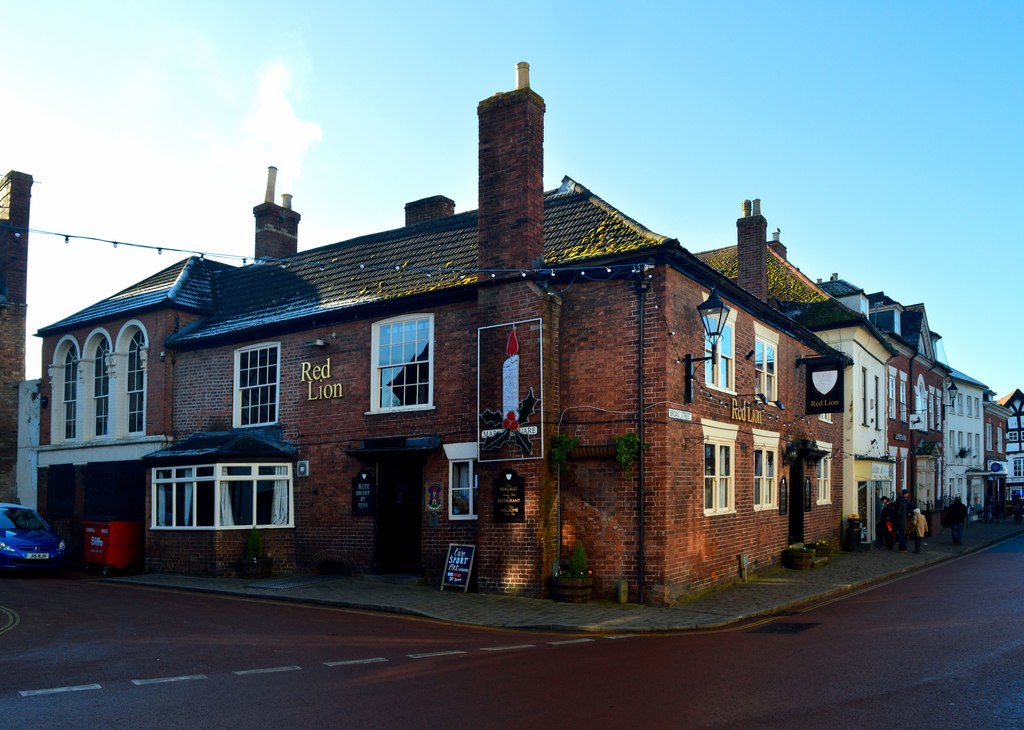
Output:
[{"xmin": 0, "ymin": 171, "xmax": 32, "ymax": 503}]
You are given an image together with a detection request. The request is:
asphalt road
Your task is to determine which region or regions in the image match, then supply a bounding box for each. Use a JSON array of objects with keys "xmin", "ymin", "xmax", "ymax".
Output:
[{"xmin": 2, "ymin": 537, "xmax": 1022, "ymax": 729}]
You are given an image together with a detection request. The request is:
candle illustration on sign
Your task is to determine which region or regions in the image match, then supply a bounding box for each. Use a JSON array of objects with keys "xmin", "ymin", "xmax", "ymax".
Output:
[{"xmin": 480, "ymin": 324, "xmax": 539, "ymax": 456}]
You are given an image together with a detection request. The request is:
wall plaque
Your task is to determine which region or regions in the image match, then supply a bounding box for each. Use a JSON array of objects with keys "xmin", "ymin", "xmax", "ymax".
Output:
[
  {"xmin": 493, "ymin": 469, "xmax": 525, "ymax": 523},
  {"xmin": 352, "ymin": 470, "xmax": 376, "ymax": 516}
]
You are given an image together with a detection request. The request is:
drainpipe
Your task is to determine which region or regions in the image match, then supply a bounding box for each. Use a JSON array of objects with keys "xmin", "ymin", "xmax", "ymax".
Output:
[{"xmin": 634, "ymin": 272, "xmax": 649, "ymax": 604}]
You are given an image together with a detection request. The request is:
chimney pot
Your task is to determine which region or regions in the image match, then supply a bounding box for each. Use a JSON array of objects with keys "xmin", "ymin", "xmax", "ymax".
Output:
[
  {"xmin": 264, "ymin": 166, "xmax": 278, "ymax": 204},
  {"xmin": 772, "ymin": 227, "xmax": 780, "ymax": 242},
  {"xmin": 831, "ymin": 272, "xmax": 839, "ymax": 281},
  {"xmin": 515, "ymin": 61, "xmax": 530, "ymax": 90},
  {"xmin": 752, "ymin": 198, "xmax": 761, "ymax": 216},
  {"xmin": 742, "ymin": 199, "xmax": 752, "ymax": 217},
  {"xmin": 281, "ymin": 193, "xmax": 292, "ymax": 210}
]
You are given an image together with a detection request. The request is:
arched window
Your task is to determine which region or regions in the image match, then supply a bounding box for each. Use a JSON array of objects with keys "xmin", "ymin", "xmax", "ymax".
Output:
[
  {"xmin": 126, "ymin": 329, "xmax": 146, "ymax": 434},
  {"xmin": 62, "ymin": 345, "xmax": 79, "ymax": 440},
  {"xmin": 93, "ymin": 339, "xmax": 110, "ymax": 437}
]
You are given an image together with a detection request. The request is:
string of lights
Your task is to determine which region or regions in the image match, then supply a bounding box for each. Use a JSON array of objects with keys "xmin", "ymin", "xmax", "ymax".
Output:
[{"xmin": 0, "ymin": 221, "xmax": 655, "ymax": 280}]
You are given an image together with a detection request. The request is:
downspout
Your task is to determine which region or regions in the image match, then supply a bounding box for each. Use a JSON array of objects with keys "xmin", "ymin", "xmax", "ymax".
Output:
[{"xmin": 634, "ymin": 273, "xmax": 649, "ymax": 605}]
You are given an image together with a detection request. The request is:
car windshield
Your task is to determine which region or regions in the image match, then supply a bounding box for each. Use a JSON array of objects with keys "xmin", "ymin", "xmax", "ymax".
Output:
[{"xmin": 0, "ymin": 507, "xmax": 49, "ymax": 531}]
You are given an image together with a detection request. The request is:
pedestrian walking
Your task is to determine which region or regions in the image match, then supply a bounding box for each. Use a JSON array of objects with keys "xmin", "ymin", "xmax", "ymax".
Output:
[
  {"xmin": 911, "ymin": 508, "xmax": 928, "ymax": 553},
  {"xmin": 947, "ymin": 496, "xmax": 968, "ymax": 546},
  {"xmin": 1012, "ymin": 495, "xmax": 1022, "ymax": 526},
  {"xmin": 894, "ymin": 489, "xmax": 911, "ymax": 553},
  {"xmin": 878, "ymin": 496, "xmax": 895, "ymax": 550}
]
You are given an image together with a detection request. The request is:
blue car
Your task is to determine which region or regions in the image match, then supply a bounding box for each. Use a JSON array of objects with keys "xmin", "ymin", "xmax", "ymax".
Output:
[{"xmin": 0, "ymin": 503, "xmax": 66, "ymax": 571}]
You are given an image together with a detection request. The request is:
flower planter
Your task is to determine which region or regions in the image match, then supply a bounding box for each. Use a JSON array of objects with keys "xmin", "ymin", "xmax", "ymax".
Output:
[
  {"xmin": 781, "ymin": 550, "xmax": 814, "ymax": 570},
  {"xmin": 812, "ymin": 545, "xmax": 831, "ymax": 558},
  {"xmin": 551, "ymin": 575, "xmax": 594, "ymax": 603}
]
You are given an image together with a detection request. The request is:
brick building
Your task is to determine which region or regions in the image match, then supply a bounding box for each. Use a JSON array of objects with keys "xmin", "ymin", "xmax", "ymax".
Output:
[{"xmin": 32, "ymin": 65, "xmax": 843, "ymax": 605}]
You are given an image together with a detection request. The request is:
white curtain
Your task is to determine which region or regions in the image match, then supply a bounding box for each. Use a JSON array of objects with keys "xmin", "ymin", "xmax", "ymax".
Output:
[
  {"xmin": 272, "ymin": 480, "xmax": 288, "ymax": 525},
  {"xmin": 183, "ymin": 485, "xmax": 193, "ymax": 526},
  {"xmin": 157, "ymin": 486, "xmax": 168, "ymax": 526},
  {"xmin": 220, "ymin": 483, "xmax": 235, "ymax": 527}
]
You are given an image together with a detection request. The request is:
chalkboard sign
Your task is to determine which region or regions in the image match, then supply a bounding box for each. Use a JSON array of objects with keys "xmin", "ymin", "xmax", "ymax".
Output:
[
  {"xmin": 493, "ymin": 469, "xmax": 525, "ymax": 523},
  {"xmin": 352, "ymin": 471, "xmax": 376, "ymax": 516},
  {"xmin": 440, "ymin": 543, "xmax": 475, "ymax": 592},
  {"xmin": 779, "ymin": 477, "xmax": 788, "ymax": 515}
]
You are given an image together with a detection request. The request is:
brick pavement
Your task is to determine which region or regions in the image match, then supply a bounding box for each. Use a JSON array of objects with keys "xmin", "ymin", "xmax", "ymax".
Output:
[{"xmin": 107, "ymin": 520, "xmax": 1024, "ymax": 633}]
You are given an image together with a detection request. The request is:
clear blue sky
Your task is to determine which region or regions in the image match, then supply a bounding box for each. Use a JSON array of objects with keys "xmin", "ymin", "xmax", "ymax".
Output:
[{"xmin": 4, "ymin": 1, "xmax": 1021, "ymax": 396}]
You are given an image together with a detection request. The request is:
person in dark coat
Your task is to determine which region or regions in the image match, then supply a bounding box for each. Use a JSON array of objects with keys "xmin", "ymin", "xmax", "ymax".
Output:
[
  {"xmin": 947, "ymin": 496, "xmax": 968, "ymax": 545},
  {"xmin": 1012, "ymin": 495, "xmax": 1022, "ymax": 526},
  {"xmin": 894, "ymin": 489, "xmax": 910, "ymax": 552},
  {"xmin": 878, "ymin": 496, "xmax": 895, "ymax": 550}
]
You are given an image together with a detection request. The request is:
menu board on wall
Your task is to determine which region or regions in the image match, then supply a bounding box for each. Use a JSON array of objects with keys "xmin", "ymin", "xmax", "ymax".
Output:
[
  {"xmin": 493, "ymin": 469, "xmax": 525, "ymax": 523},
  {"xmin": 352, "ymin": 471, "xmax": 376, "ymax": 516}
]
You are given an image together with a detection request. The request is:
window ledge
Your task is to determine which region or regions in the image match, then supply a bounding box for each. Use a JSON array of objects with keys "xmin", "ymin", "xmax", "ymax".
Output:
[{"xmin": 365, "ymin": 405, "xmax": 436, "ymax": 416}]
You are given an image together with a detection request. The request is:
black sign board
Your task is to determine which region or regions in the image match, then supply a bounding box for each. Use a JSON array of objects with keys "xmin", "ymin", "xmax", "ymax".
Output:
[
  {"xmin": 805, "ymin": 357, "xmax": 845, "ymax": 414},
  {"xmin": 440, "ymin": 543, "xmax": 476, "ymax": 592},
  {"xmin": 352, "ymin": 471, "xmax": 376, "ymax": 516},
  {"xmin": 779, "ymin": 477, "xmax": 788, "ymax": 515},
  {"xmin": 493, "ymin": 469, "xmax": 525, "ymax": 523}
]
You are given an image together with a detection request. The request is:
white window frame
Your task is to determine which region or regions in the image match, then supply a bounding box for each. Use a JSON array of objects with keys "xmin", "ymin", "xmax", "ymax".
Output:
[
  {"xmin": 888, "ymin": 373, "xmax": 896, "ymax": 421},
  {"xmin": 444, "ymin": 442, "xmax": 478, "ymax": 520},
  {"xmin": 370, "ymin": 314, "xmax": 434, "ymax": 413},
  {"xmin": 123, "ymin": 327, "xmax": 148, "ymax": 435},
  {"xmin": 704, "ymin": 309, "xmax": 736, "ymax": 394},
  {"xmin": 151, "ymin": 462, "xmax": 293, "ymax": 530},
  {"xmin": 899, "ymin": 375, "xmax": 907, "ymax": 422},
  {"xmin": 234, "ymin": 342, "xmax": 281, "ymax": 428},
  {"xmin": 701, "ymin": 421, "xmax": 737, "ymax": 515},
  {"xmin": 816, "ymin": 445, "xmax": 832, "ymax": 505},
  {"xmin": 752, "ymin": 429, "xmax": 778, "ymax": 511},
  {"xmin": 753, "ymin": 323, "xmax": 778, "ymax": 402},
  {"xmin": 51, "ymin": 337, "xmax": 81, "ymax": 444},
  {"xmin": 90, "ymin": 335, "xmax": 112, "ymax": 438}
]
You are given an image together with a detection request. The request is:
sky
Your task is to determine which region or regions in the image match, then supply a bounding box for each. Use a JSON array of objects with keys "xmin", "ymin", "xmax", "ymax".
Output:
[{"xmin": 4, "ymin": 1, "xmax": 1022, "ymax": 397}]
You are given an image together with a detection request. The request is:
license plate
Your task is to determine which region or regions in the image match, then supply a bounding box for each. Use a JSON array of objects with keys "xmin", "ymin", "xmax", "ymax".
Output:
[{"xmin": 25, "ymin": 553, "xmax": 49, "ymax": 560}]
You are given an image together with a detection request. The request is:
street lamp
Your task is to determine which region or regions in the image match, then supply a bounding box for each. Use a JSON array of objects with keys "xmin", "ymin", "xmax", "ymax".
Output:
[
  {"xmin": 947, "ymin": 380, "xmax": 959, "ymax": 407},
  {"xmin": 684, "ymin": 289, "xmax": 730, "ymax": 403}
]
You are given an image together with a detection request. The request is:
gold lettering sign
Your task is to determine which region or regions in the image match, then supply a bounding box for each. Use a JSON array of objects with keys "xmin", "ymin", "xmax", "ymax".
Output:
[
  {"xmin": 730, "ymin": 398, "xmax": 764, "ymax": 425},
  {"xmin": 300, "ymin": 357, "xmax": 344, "ymax": 401}
]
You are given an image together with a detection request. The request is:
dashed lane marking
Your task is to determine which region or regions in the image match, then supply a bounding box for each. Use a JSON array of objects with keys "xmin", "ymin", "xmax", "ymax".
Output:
[
  {"xmin": 548, "ymin": 638, "xmax": 594, "ymax": 646},
  {"xmin": 407, "ymin": 650, "xmax": 467, "ymax": 659},
  {"xmin": 19, "ymin": 684, "xmax": 102, "ymax": 697},
  {"xmin": 324, "ymin": 657, "xmax": 389, "ymax": 667},
  {"xmin": 233, "ymin": 666, "xmax": 302, "ymax": 675},
  {"xmin": 480, "ymin": 644, "xmax": 535, "ymax": 652},
  {"xmin": 132, "ymin": 675, "xmax": 208, "ymax": 686}
]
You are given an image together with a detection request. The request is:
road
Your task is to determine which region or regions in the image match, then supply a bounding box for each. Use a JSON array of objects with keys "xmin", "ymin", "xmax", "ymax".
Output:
[{"xmin": 2, "ymin": 538, "xmax": 1023, "ymax": 729}]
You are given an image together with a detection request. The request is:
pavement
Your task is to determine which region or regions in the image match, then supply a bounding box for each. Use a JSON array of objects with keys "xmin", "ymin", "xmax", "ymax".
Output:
[{"xmin": 105, "ymin": 520, "xmax": 1024, "ymax": 633}]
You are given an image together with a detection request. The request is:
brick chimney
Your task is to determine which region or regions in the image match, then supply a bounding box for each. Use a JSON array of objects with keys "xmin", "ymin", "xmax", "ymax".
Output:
[
  {"xmin": 737, "ymin": 198, "xmax": 768, "ymax": 301},
  {"xmin": 0, "ymin": 171, "xmax": 32, "ymax": 306},
  {"xmin": 0, "ymin": 170, "xmax": 32, "ymax": 503},
  {"xmin": 253, "ymin": 166, "xmax": 300, "ymax": 260},
  {"xmin": 405, "ymin": 195, "xmax": 455, "ymax": 226},
  {"xmin": 477, "ymin": 62, "xmax": 545, "ymax": 279}
]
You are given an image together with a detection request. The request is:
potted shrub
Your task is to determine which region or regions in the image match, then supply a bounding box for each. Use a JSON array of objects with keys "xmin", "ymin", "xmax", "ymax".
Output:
[
  {"xmin": 240, "ymin": 526, "xmax": 273, "ymax": 578},
  {"xmin": 781, "ymin": 545, "xmax": 815, "ymax": 570},
  {"xmin": 551, "ymin": 544, "xmax": 594, "ymax": 602}
]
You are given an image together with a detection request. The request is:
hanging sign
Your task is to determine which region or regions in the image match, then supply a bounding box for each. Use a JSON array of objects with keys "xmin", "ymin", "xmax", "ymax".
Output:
[
  {"xmin": 478, "ymin": 320, "xmax": 543, "ymax": 461},
  {"xmin": 805, "ymin": 357, "xmax": 844, "ymax": 414},
  {"xmin": 352, "ymin": 470, "xmax": 375, "ymax": 516},
  {"xmin": 440, "ymin": 543, "xmax": 476, "ymax": 592}
]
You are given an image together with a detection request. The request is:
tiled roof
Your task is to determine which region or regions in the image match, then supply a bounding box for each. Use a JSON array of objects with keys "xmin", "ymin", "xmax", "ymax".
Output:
[
  {"xmin": 997, "ymin": 389, "xmax": 1024, "ymax": 407},
  {"xmin": 819, "ymin": 278, "xmax": 862, "ymax": 298},
  {"xmin": 143, "ymin": 427, "xmax": 296, "ymax": 461},
  {"xmin": 948, "ymin": 368, "xmax": 988, "ymax": 389},
  {"xmin": 165, "ymin": 177, "xmax": 668, "ymax": 346},
  {"xmin": 37, "ymin": 257, "xmax": 231, "ymax": 335}
]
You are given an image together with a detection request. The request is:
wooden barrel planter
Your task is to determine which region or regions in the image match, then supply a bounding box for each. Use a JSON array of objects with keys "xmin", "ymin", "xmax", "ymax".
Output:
[
  {"xmin": 781, "ymin": 549, "xmax": 814, "ymax": 570},
  {"xmin": 551, "ymin": 575, "xmax": 594, "ymax": 603}
]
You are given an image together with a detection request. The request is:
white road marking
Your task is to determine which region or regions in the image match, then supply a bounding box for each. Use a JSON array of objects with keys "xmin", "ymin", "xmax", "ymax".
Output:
[
  {"xmin": 233, "ymin": 666, "xmax": 302, "ymax": 675},
  {"xmin": 324, "ymin": 657, "xmax": 389, "ymax": 667},
  {"xmin": 548, "ymin": 638, "xmax": 595, "ymax": 645},
  {"xmin": 603, "ymin": 634, "xmax": 638, "ymax": 640},
  {"xmin": 132, "ymin": 675, "xmax": 208, "ymax": 686},
  {"xmin": 19, "ymin": 684, "xmax": 102, "ymax": 697},
  {"xmin": 480, "ymin": 644, "xmax": 535, "ymax": 652},
  {"xmin": 407, "ymin": 650, "xmax": 467, "ymax": 659}
]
